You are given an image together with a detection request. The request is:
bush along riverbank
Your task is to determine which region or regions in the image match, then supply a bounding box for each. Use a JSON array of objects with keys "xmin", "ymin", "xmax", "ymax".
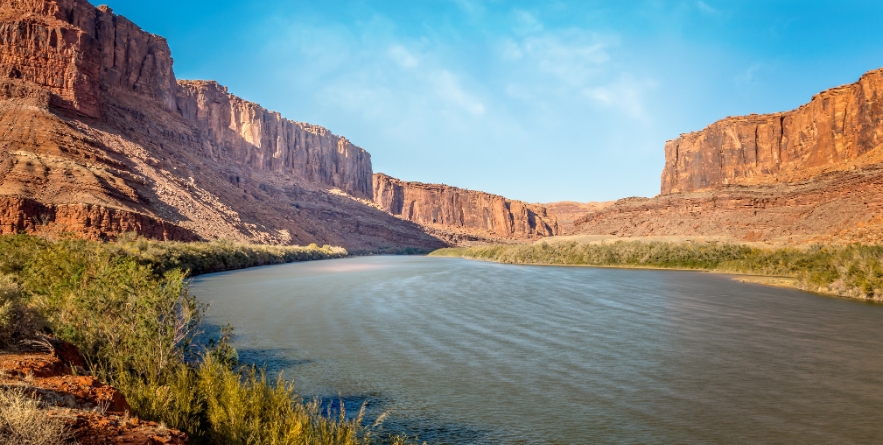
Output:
[
  {"xmin": 430, "ymin": 241, "xmax": 883, "ymax": 302},
  {"xmin": 0, "ymin": 234, "xmax": 414, "ymax": 445}
]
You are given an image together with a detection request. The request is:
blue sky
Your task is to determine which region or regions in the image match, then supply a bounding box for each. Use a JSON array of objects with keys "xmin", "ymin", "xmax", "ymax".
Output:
[{"xmin": 102, "ymin": 0, "xmax": 883, "ymax": 203}]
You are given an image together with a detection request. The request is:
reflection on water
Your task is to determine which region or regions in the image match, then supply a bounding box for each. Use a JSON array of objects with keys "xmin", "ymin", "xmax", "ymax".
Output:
[{"xmin": 191, "ymin": 256, "xmax": 883, "ymax": 444}]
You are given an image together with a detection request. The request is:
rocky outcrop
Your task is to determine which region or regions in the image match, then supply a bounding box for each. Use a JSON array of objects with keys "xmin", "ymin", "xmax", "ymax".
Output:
[
  {"xmin": 0, "ymin": 0, "xmax": 178, "ymax": 117},
  {"xmin": 0, "ymin": 340, "xmax": 189, "ymax": 444},
  {"xmin": 374, "ymin": 173, "xmax": 558, "ymax": 241},
  {"xmin": 0, "ymin": 196, "xmax": 198, "ymax": 241},
  {"xmin": 662, "ymin": 68, "xmax": 883, "ymax": 194},
  {"xmin": 0, "ymin": 0, "xmax": 443, "ymax": 250},
  {"xmin": 176, "ymin": 81, "xmax": 372, "ymax": 198}
]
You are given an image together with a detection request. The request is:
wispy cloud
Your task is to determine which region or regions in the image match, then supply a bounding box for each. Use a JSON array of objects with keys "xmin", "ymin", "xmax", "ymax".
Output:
[
  {"xmin": 496, "ymin": 15, "xmax": 654, "ymax": 118},
  {"xmin": 583, "ymin": 75, "xmax": 658, "ymax": 117},
  {"xmin": 696, "ymin": 1, "xmax": 721, "ymax": 16},
  {"xmin": 388, "ymin": 45, "xmax": 418, "ymax": 69},
  {"xmin": 448, "ymin": 0, "xmax": 484, "ymax": 17},
  {"xmin": 512, "ymin": 9, "xmax": 543, "ymax": 35}
]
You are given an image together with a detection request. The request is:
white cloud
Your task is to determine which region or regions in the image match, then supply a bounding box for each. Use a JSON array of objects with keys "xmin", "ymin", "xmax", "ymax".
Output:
[
  {"xmin": 512, "ymin": 9, "xmax": 543, "ymax": 35},
  {"xmin": 696, "ymin": 1, "xmax": 721, "ymax": 16},
  {"xmin": 500, "ymin": 39, "xmax": 523, "ymax": 60},
  {"xmin": 735, "ymin": 63, "xmax": 764, "ymax": 85},
  {"xmin": 528, "ymin": 35, "xmax": 610, "ymax": 86},
  {"xmin": 388, "ymin": 45, "xmax": 419, "ymax": 69},
  {"xmin": 448, "ymin": 0, "xmax": 484, "ymax": 16},
  {"xmin": 433, "ymin": 70, "xmax": 486, "ymax": 115},
  {"xmin": 583, "ymin": 75, "xmax": 657, "ymax": 117}
]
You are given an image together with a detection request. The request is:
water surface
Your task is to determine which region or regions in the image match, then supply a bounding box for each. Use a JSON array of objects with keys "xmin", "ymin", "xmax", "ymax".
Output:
[{"xmin": 192, "ymin": 256, "xmax": 883, "ymax": 444}]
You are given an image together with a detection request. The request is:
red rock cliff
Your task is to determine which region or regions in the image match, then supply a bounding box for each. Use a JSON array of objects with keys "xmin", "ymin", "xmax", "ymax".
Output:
[
  {"xmin": 662, "ymin": 68, "xmax": 883, "ymax": 194},
  {"xmin": 0, "ymin": 0, "xmax": 371, "ymax": 197},
  {"xmin": 0, "ymin": 0, "xmax": 177, "ymax": 117},
  {"xmin": 176, "ymin": 81, "xmax": 372, "ymax": 198},
  {"xmin": 373, "ymin": 173, "xmax": 558, "ymax": 241},
  {"xmin": 0, "ymin": 0, "xmax": 442, "ymax": 249}
]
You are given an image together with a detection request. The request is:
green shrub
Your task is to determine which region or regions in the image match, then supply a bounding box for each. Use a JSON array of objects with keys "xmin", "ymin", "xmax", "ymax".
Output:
[
  {"xmin": 431, "ymin": 241, "xmax": 883, "ymax": 300},
  {"xmin": 0, "ymin": 274, "xmax": 40, "ymax": 348},
  {"xmin": 0, "ymin": 234, "xmax": 411, "ymax": 445}
]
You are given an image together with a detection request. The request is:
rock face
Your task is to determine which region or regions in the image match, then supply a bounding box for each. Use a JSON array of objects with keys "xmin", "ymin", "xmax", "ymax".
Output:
[
  {"xmin": 0, "ymin": 0, "xmax": 444, "ymax": 250},
  {"xmin": 176, "ymin": 81, "xmax": 372, "ymax": 198},
  {"xmin": 373, "ymin": 173, "xmax": 558, "ymax": 242},
  {"xmin": 0, "ymin": 0, "xmax": 178, "ymax": 118},
  {"xmin": 662, "ymin": 68, "xmax": 883, "ymax": 194},
  {"xmin": 0, "ymin": 196, "xmax": 198, "ymax": 241},
  {"xmin": 571, "ymin": 68, "xmax": 883, "ymax": 244}
]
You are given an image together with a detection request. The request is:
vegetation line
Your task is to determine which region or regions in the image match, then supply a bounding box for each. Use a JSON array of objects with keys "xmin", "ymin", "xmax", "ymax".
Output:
[
  {"xmin": 0, "ymin": 234, "xmax": 414, "ymax": 445},
  {"xmin": 429, "ymin": 241, "xmax": 883, "ymax": 302}
]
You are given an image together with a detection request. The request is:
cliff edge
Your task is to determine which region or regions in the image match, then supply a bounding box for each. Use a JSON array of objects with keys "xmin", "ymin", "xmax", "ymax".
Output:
[{"xmin": 662, "ymin": 69, "xmax": 883, "ymax": 194}]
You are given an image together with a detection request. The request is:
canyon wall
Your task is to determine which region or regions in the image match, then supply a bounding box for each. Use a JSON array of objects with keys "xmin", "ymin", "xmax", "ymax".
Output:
[
  {"xmin": 662, "ymin": 68, "xmax": 883, "ymax": 194},
  {"xmin": 0, "ymin": 0, "xmax": 371, "ymax": 197},
  {"xmin": 568, "ymin": 67, "xmax": 883, "ymax": 245},
  {"xmin": 0, "ymin": 0, "xmax": 443, "ymax": 249},
  {"xmin": 0, "ymin": 0, "xmax": 177, "ymax": 117},
  {"xmin": 373, "ymin": 173, "xmax": 558, "ymax": 241},
  {"xmin": 176, "ymin": 81, "xmax": 372, "ymax": 198}
]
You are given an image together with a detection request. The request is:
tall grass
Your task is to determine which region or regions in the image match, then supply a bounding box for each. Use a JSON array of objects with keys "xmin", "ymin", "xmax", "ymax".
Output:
[
  {"xmin": 0, "ymin": 234, "xmax": 410, "ymax": 444},
  {"xmin": 430, "ymin": 241, "xmax": 883, "ymax": 301}
]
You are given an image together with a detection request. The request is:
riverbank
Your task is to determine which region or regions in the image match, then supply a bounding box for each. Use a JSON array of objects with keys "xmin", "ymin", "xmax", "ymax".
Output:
[
  {"xmin": 0, "ymin": 234, "xmax": 411, "ymax": 445},
  {"xmin": 429, "ymin": 241, "xmax": 883, "ymax": 303}
]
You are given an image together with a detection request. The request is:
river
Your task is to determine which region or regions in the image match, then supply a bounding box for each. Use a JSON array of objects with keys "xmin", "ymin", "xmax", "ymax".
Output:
[{"xmin": 191, "ymin": 255, "xmax": 883, "ymax": 444}]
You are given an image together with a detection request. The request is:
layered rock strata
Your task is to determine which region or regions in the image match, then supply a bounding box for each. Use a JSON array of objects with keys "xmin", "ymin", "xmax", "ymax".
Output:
[
  {"xmin": 374, "ymin": 173, "xmax": 558, "ymax": 242},
  {"xmin": 568, "ymin": 67, "xmax": 883, "ymax": 245},
  {"xmin": 662, "ymin": 68, "xmax": 883, "ymax": 194},
  {"xmin": 0, "ymin": 0, "xmax": 443, "ymax": 250},
  {"xmin": 176, "ymin": 81, "xmax": 372, "ymax": 199}
]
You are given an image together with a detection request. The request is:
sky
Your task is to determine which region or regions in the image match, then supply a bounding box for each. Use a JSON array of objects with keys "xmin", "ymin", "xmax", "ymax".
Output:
[{"xmin": 101, "ymin": 0, "xmax": 883, "ymax": 203}]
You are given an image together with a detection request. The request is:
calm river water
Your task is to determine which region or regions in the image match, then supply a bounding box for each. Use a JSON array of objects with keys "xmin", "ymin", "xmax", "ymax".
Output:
[{"xmin": 191, "ymin": 256, "xmax": 883, "ymax": 444}]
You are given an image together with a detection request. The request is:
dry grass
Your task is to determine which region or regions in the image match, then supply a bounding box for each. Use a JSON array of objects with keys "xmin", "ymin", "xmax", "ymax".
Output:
[{"xmin": 0, "ymin": 387, "xmax": 70, "ymax": 445}]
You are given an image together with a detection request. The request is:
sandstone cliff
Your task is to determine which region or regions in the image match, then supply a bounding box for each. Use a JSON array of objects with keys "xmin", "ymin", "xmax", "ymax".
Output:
[
  {"xmin": 176, "ymin": 81, "xmax": 372, "ymax": 199},
  {"xmin": 373, "ymin": 173, "xmax": 558, "ymax": 243},
  {"xmin": 570, "ymin": 67, "xmax": 883, "ymax": 244},
  {"xmin": 0, "ymin": 0, "xmax": 444, "ymax": 249},
  {"xmin": 662, "ymin": 68, "xmax": 883, "ymax": 194}
]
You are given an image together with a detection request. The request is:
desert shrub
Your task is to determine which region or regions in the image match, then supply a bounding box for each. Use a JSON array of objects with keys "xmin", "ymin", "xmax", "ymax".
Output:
[
  {"xmin": 0, "ymin": 274, "xmax": 40, "ymax": 348},
  {"xmin": 0, "ymin": 387, "xmax": 70, "ymax": 445},
  {"xmin": 0, "ymin": 234, "xmax": 411, "ymax": 445}
]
